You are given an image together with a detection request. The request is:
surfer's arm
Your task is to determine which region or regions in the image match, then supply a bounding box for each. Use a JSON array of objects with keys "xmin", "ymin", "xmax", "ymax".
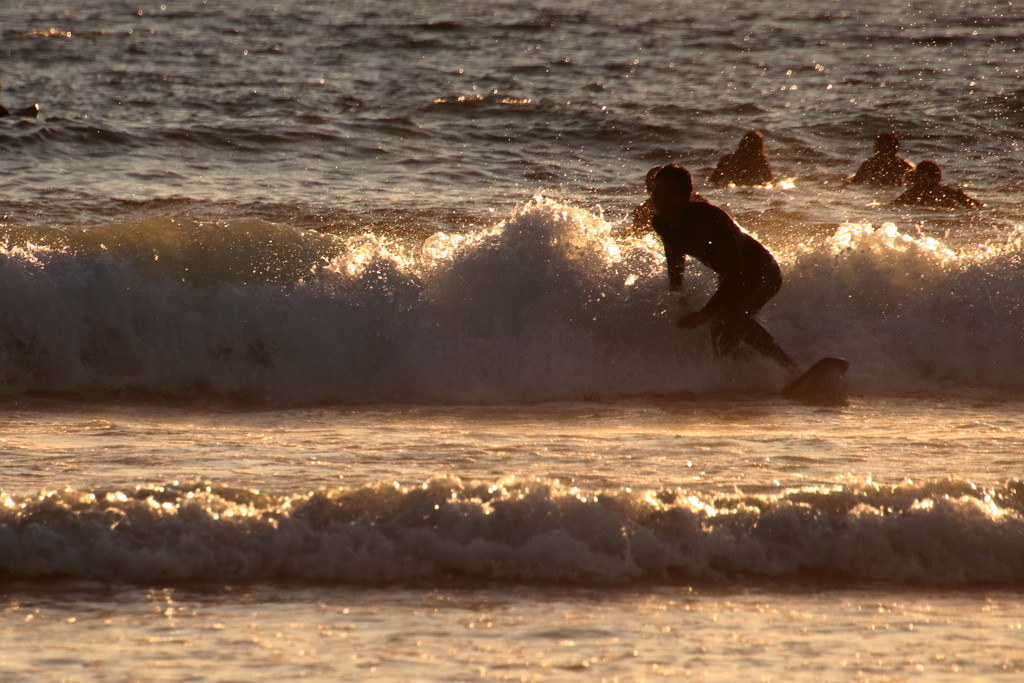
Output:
[
  {"xmin": 659, "ymin": 237, "xmax": 686, "ymax": 291},
  {"xmin": 667, "ymin": 250, "xmax": 686, "ymax": 291}
]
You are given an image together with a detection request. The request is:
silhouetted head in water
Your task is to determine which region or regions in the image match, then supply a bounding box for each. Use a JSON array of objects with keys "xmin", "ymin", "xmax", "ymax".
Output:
[
  {"xmin": 851, "ymin": 132, "xmax": 914, "ymax": 186},
  {"xmin": 874, "ymin": 132, "xmax": 901, "ymax": 155},
  {"xmin": 737, "ymin": 131, "xmax": 766, "ymax": 158},
  {"xmin": 710, "ymin": 131, "xmax": 773, "ymax": 186},
  {"xmin": 910, "ymin": 160, "xmax": 942, "ymax": 186},
  {"xmin": 894, "ymin": 159, "xmax": 981, "ymax": 208},
  {"xmin": 644, "ymin": 165, "xmax": 663, "ymax": 193}
]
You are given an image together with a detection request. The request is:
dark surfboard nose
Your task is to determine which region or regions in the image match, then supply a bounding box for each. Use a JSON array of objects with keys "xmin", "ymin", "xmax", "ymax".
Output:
[{"xmin": 782, "ymin": 357, "xmax": 850, "ymax": 401}]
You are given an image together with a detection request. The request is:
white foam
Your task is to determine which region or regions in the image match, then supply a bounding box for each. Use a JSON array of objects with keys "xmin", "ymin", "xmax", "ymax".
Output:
[
  {"xmin": 2, "ymin": 477, "xmax": 1022, "ymax": 585},
  {"xmin": 1, "ymin": 202, "xmax": 1022, "ymax": 400}
]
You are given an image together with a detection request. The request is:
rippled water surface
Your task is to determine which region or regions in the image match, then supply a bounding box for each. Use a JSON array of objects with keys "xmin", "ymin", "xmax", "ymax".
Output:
[{"xmin": 2, "ymin": 0, "xmax": 1023, "ymax": 680}]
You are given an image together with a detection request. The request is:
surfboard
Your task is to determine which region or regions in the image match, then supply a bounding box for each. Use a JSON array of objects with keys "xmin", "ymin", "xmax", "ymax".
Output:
[{"xmin": 781, "ymin": 357, "xmax": 849, "ymax": 400}]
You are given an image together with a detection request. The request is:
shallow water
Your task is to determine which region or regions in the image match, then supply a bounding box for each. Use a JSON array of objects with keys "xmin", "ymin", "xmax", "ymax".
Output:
[
  {"xmin": 3, "ymin": 397, "xmax": 1023, "ymax": 681},
  {"xmin": 3, "ymin": 583, "xmax": 1024, "ymax": 682}
]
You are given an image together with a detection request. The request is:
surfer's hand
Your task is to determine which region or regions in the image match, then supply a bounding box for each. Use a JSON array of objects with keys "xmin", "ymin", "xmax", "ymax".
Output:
[{"xmin": 678, "ymin": 310, "xmax": 711, "ymax": 329}]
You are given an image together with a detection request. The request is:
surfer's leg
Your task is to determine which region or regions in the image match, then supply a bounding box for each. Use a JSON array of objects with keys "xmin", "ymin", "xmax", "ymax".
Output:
[
  {"xmin": 734, "ymin": 269, "xmax": 796, "ymax": 369},
  {"xmin": 706, "ymin": 265, "xmax": 795, "ymax": 369},
  {"xmin": 710, "ymin": 313, "xmax": 796, "ymax": 370},
  {"xmin": 709, "ymin": 316, "xmax": 743, "ymax": 356},
  {"xmin": 736, "ymin": 317, "xmax": 797, "ymax": 370}
]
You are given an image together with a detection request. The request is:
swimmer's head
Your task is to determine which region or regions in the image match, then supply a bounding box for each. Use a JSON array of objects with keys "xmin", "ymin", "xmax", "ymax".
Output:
[
  {"xmin": 875, "ymin": 132, "xmax": 901, "ymax": 154},
  {"xmin": 645, "ymin": 166, "xmax": 664, "ymax": 193},
  {"xmin": 912, "ymin": 160, "xmax": 942, "ymax": 185},
  {"xmin": 737, "ymin": 130, "xmax": 765, "ymax": 155}
]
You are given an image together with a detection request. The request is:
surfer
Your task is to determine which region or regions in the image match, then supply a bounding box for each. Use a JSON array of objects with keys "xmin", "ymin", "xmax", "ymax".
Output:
[
  {"xmin": 893, "ymin": 160, "xmax": 983, "ymax": 209},
  {"xmin": 851, "ymin": 133, "xmax": 914, "ymax": 186},
  {"xmin": 651, "ymin": 164, "xmax": 797, "ymax": 371},
  {"xmin": 709, "ymin": 131, "xmax": 773, "ymax": 186}
]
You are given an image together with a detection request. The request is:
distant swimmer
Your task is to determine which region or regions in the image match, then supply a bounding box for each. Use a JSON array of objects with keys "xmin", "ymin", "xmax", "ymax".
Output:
[
  {"xmin": 709, "ymin": 131, "xmax": 773, "ymax": 186},
  {"xmin": 850, "ymin": 133, "xmax": 914, "ymax": 186},
  {"xmin": 651, "ymin": 164, "xmax": 797, "ymax": 371},
  {"xmin": 893, "ymin": 160, "xmax": 983, "ymax": 209},
  {"xmin": 628, "ymin": 166, "xmax": 707, "ymax": 235},
  {"xmin": 0, "ymin": 103, "xmax": 40, "ymax": 118},
  {"xmin": 0, "ymin": 78, "xmax": 39, "ymax": 118},
  {"xmin": 629, "ymin": 166, "xmax": 663, "ymax": 235}
]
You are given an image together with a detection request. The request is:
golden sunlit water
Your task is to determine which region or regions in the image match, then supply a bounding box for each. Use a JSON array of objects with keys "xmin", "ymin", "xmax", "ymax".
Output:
[{"xmin": 2, "ymin": 0, "xmax": 1023, "ymax": 680}]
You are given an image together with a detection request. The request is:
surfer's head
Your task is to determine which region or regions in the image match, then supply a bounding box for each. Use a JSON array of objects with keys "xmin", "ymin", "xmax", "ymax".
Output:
[
  {"xmin": 652, "ymin": 164, "xmax": 693, "ymax": 218},
  {"xmin": 654, "ymin": 165, "xmax": 693, "ymax": 197},
  {"xmin": 874, "ymin": 132, "xmax": 901, "ymax": 155},
  {"xmin": 737, "ymin": 130, "xmax": 766, "ymax": 157},
  {"xmin": 644, "ymin": 166, "xmax": 663, "ymax": 193},
  {"xmin": 911, "ymin": 160, "xmax": 942, "ymax": 186}
]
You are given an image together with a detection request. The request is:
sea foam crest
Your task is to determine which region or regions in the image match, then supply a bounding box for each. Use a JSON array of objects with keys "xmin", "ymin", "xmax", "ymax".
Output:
[
  {"xmin": 1, "ymin": 203, "xmax": 1023, "ymax": 399},
  {"xmin": 779, "ymin": 221, "xmax": 1024, "ymax": 392},
  {"xmin": 1, "ymin": 477, "xmax": 1022, "ymax": 585}
]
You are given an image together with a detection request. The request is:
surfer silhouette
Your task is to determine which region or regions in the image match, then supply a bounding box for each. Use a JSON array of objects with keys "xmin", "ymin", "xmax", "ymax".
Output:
[
  {"xmin": 851, "ymin": 133, "xmax": 914, "ymax": 186},
  {"xmin": 893, "ymin": 160, "xmax": 983, "ymax": 209},
  {"xmin": 651, "ymin": 164, "xmax": 797, "ymax": 370},
  {"xmin": 709, "ymin": 131, "xmax": 773, "ymax": 186}
]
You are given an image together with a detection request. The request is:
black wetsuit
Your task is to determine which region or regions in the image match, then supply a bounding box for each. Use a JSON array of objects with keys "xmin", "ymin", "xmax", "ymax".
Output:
[
  {"xmin": 709, "ymin": 151, "xmax": 772, "ymax": 186},
  {"xmin": 651, "ymin": 201, "xmax": 792, "ymax": 366},
  {"xmin": 851, "ymin": 154, "xmax": 913, "ymax": 186},
  {"xmin": 893, "ymin": 183, "xmax": 982, "ymax": 209},
  {"xmin": 651, "ymin": 201, "xmax": 782, "ymax": 317}
]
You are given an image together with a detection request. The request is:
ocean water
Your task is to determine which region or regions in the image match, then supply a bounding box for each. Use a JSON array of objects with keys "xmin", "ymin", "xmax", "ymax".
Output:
[{"xmin": 2, "ymin": 0, "xmax": 1023, "ymax": 681}]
